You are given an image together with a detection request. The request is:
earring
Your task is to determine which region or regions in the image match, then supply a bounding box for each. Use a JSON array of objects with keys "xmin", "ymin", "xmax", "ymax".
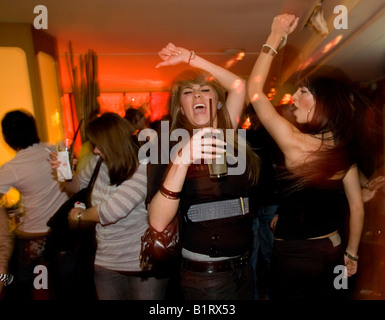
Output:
[
  {"xmin": 180, "ymin": 108, "xmax": 185, "ymax": 115},
  {"xmin": 217, "ymin": 102, "xmax": 223, "ymax": 110}
]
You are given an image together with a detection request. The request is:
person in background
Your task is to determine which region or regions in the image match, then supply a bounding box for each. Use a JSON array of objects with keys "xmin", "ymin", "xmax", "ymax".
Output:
[
  {"xmin": 146, "ymin": 43, "xmax": 260, "ymax": 300},
  {"xmin": 0, "ymin": 110, "xmax": 69, "ymax": 300},
  {"xmin": 248, "ymin": 14, "xmax": 368, "ymax": 299},
  {"xmin": 244, "ymin": 104, "xmax": 294, "ymax": 300},
  {"xmin": 50, "ymin": 113, "xmax": 168, "ymax": 300},
  {"xmin": 124, "ymin": 107, "xmax": 148, "ymax": 135}
]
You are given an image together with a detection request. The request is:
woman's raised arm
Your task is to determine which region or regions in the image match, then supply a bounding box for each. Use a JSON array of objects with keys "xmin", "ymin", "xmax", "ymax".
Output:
[
  {"xmin": 247, "ymin": 14, "xmax": 299, "ymax": 154},
  {"xmin": 157, "ymin": 43, "xmax": 245, "ymax": 129}
]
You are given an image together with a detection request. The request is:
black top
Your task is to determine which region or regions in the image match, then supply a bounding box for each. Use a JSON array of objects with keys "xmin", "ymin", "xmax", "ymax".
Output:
[
  {"xmin": 274, "ymin": 177, "xmax": 348, "ymax": 240},
  {"xmin": 246, "ymin": 127, "xmax": 284, "ymax": 209},
  {"xmin": 146, "ymin": 128, "xmax": 257, "ymax": 258}
]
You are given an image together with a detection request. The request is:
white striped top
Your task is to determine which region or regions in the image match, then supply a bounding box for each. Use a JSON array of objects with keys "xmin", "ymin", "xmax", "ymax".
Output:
[{"xmin": 78, "ymin": 156, "xmax": 148, "ymax": 272}]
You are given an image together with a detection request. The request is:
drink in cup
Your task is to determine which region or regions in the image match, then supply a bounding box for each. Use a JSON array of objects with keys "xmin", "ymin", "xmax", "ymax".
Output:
[{"xmin": 56, "ymin": 138, "xmax": 73, "ymax": 181}]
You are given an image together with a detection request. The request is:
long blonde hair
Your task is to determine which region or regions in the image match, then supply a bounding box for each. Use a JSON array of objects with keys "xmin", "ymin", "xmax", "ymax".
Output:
[{"xmin": 170, "ymin": 68, "xmax": 260, "ymax": 184}]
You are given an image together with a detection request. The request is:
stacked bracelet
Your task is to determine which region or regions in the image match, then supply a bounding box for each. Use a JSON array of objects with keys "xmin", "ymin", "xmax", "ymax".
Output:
[
  {"xmin": 261, "ymin": 44, "xmax": 278, "ymax": 57},
  {"xmin": 0, "ymin": 273, "xmax": 14, "ymax": 286},
  {"xmin": 344, "ymin": 251, "xmax": 359, "ymax": 261},
  {"xmin": 159, "ymin": 185, "xmax": 180, "ymax": 200},
  {"xmin": 187, "ymin": 51, "xmax": 196, "ymax": 65}
]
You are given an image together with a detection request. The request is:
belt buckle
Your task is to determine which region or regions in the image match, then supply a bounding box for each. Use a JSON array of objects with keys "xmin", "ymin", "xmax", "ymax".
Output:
[{"xmin": 240, "ymin": 197, "xmax": 245, "ymax": 215}]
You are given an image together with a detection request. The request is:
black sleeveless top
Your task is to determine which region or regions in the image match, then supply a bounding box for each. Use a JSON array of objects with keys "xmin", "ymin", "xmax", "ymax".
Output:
[
  {"xmin": 145, "ymin": 129, "xmax": 257, "ymax": 257},
  {"xmin": 274, "ymin": 177, "xmax": 348, "ymax": 240},
  {"xmin": 180, "ymin": 163, "xmax": 255, "ymax": 257}
]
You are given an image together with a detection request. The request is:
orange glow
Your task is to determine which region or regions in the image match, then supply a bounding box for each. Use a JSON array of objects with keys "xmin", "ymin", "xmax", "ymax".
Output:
[
  {"xmin": 223, "ymin": 50, "xmax": 245, "ymax": 69},
  {"xmin": 253, "ymin": 75, "xmax": 262, "ymax": 83},
  {"xmin": 61, "ymin": 94, "xmax": 82, "ymax": 156},
  {"xmin": 279, "ymin": 93, "xmax": 293, "ymax": 105},
  {"xmin": 0, "ymin": 47, "xmax": 34, "ymax": 165},
  {"xmin": 98, "ymin": 93, "xmax": 125, "ymax": 117},
  {"xmin": 37, "ymin": 52, "xmax": 63, "ymax": 145},
  {"xmin": 231, "ymin": 79, "xmax": 244, "ymax": 94},
  {"xmin": 297, "ymin": 57, "xmax": 314, "ymax": 72},
  {"xmin": 149, "ymin": 92, "xmax": 170, "ymax": 122},
  {"xmin": 267, "ymin": 88, "xmax": 277, "ymax": 101},
  {"xmin": 241, "ymin": 117, "xmax": 251, "ymax": 129},
  {"xmin": 251, "ymin": 93, "xmax": 260, "ymax": 102},
  {"xmin": 297, "ymin": 34, "xmax": 344, "ymax": 71},
  {"xmin": 125, "ymin": 92, "xmax": 150, "ymax": 108},
  {"xmin": 235, "ymin": 51, "xmax": 245, "ymax": 61}
]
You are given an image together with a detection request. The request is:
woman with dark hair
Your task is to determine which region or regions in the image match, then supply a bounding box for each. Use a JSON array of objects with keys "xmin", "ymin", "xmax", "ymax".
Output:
[
  {"xmin": 146, "ymin": 43, "xmax": 260, "ymax": 299},
  {"xmin": 51, "ymin": 113, "xmax": 168, "ymax": 300},
  {"xmin": 248, "ymin": 14, "xmax": 367, "ymax": 299},
  {"xmin": 0, "ymin": 110, "xmax": 69, "ymax": 300}
]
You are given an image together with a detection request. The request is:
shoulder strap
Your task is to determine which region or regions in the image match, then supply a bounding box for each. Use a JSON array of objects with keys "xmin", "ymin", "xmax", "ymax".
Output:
[{"xmin": 87, "ymin": 157, "xmax": 103, "ymax": 190}]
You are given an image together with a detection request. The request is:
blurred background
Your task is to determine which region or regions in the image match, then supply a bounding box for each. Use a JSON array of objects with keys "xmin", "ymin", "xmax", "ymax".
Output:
[{"xmin": 1, "ymin": 0, "xmax": 385, "ymax": 299}]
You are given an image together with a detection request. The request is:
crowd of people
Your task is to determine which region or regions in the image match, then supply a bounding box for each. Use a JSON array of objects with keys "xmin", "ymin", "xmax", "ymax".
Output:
[{"xmin": 1, "ymin": 13, "xmax": 385, "ymax": 300}]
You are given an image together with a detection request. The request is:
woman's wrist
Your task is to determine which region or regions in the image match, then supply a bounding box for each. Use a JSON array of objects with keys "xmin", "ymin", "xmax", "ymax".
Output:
[
  {"xmin": 76, "ymin": 211, "xmax": 83, "ymax": 225},
  {"xmin": 344, "ymin": 250, "xmax": 359, "ymax": 261},
  {"xmin": 345, "ymin": 245, "xmax": 358, "ymax": 258},
  {"xmin": 266, "ymin": 33, "xmax": 284, "ymax": 48}
]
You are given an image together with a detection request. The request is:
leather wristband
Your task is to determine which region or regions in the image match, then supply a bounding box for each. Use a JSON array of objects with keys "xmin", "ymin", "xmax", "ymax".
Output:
[
  {"xmin": 159, "ymin": 185, "xmax": 180, "ymax": 200},
  {"xmin": 261, "ymin": 44, "xmax": 278, "ymax": 57}
]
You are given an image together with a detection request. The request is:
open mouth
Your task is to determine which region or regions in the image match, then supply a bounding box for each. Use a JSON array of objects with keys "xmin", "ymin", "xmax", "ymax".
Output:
[
  {"xmin": 290, "ymin": 103, "xmax": 298, "ymax": 111},
  {"xmin": 193, "ymin": 103, "xmax": 206, "ymax": 115}
]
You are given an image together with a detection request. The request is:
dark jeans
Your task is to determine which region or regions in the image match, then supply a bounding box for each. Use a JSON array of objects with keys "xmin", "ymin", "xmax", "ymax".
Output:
[
  {"xmin": 270, "ymin": 235, "xmax": 345, "ymax": 300},
  {"xmin": 94, "ymin": 265, "xmax": 169, "ymax": 300},
  {"xmin": 180, "ymin": 262, "xmax": 253, "ymax": 300},
  {"xmin": 251, "ymin": 204, "xmax": 278, "ymax": 299},
  {"xmin": 6, "ymin": 235, "xmax": 52, "ymax": 300}
]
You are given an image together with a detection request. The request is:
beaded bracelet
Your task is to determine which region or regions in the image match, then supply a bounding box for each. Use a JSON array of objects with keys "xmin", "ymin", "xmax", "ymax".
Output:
[
  {"xmin": 261, "ymin": 44, "xmax": 278, "ymax": 57},
  {"xmin": 344, "ymin": 251, "xmax": 359, "ymax": 261},
  {"xmin": 159, "ymin": 184, "xmax": 180, "ymax": 200}
]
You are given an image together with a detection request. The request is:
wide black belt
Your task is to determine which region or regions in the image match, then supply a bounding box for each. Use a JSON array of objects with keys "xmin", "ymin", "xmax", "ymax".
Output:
[
  {"xmin": 187, "ymin": 197, "xmax": 249, "ymax": 223},
  {"xmin": 181, "ymin": 253, "xmax": 249, "ymax": 274}
]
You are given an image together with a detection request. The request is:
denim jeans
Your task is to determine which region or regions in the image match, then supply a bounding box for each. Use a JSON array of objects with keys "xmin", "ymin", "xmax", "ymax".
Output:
[
  {"xmin": 180, "ymin": 262, "xmax": 253, "ymax": 300},
  {"xmin": 251, "ymin": 204, "xmax": 278, "ymax": 299},
  {"xmin": 94, "ymin": 265, "xmax": 169, "ymax": 300}
]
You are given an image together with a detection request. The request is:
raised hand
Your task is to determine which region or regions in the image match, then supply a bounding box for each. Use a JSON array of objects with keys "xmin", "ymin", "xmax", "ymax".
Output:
[
  {"xmin": 271, "ymin": 14, "xmax": 299, "ymax": 38},
  {"xmin": 170, "ymin": 128, "xmax": 226, "ymax": 166},
  {"xmin": 156, "ymin": 42, "xmax": 191, "ymax": 68}
]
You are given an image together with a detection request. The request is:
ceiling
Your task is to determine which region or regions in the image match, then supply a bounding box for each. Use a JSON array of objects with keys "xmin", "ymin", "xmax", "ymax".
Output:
[{"xmin": 1, "ymin": 0, "xmax": 385, "ymax": 94}]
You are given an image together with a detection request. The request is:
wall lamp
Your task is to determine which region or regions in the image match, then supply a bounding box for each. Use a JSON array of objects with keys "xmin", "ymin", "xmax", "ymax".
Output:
[{"xmin": 305, "ymin": 0, "xmax": 329, "ymax": 38}]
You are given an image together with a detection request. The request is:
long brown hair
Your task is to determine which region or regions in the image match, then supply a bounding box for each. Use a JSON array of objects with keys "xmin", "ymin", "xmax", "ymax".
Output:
[
  {"xmin": 86, "ymin": 112, "xmax": 139, "ymax": 186},
  {"xmin": 170, "ymin": 68, "xmax": 260, "ymax": 184}
]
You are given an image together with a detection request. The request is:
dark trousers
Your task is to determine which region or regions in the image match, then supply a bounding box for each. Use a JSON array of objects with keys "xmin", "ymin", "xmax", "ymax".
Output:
[
  {"xmin": 180, "ymin": 262, "xmax": 253, "ymax": 300},
  {"xmin": 270, "ymin": 236, "xmax": 346, "ymax": 300},
  {"xmin": 6, "ymin": 236, "xmax": 52, "ymax": 300}
]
